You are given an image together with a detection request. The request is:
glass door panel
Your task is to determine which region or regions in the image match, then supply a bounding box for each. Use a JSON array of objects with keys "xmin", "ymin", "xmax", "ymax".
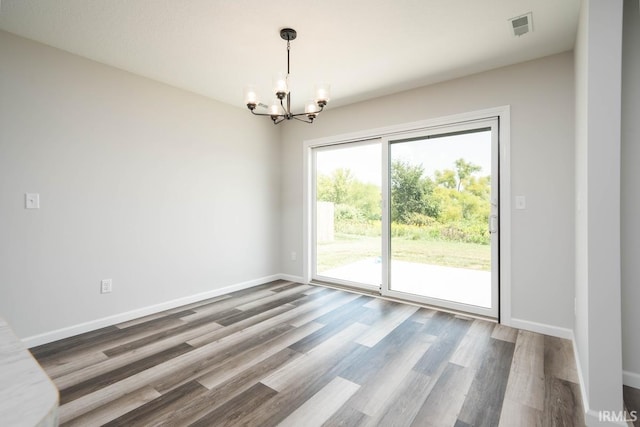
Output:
[
  {"xmin": 313, "ymin": 141, "xmax": 382, "ymax": 290},
  {"xmin": 384, "ymin": 122, "xmax": 498, "ymax": 317}
]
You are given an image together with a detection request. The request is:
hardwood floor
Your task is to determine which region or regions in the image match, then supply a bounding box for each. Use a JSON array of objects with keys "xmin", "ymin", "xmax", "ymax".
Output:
[
  {"xmin": 624, "ymin": 386, "xmax": 640, "ymax": 427},
  {"xmin": 30, "ymin": 280, "xmax": 585, "ymax": 426}
]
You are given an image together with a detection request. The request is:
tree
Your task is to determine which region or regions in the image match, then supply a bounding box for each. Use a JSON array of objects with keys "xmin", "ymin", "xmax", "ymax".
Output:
[
  {"xmin": 454, "ymin": 158, "xmax": 482, "ymax": 192},
  {"xmin": 317, "ymin": 168, "xmax": 353, "ymax": 205},
  {"xmin": 391, "ymin": 161, "xmax": 439, "ymax": 223},
  {"xmin": 317, "ymin": 169, "xmax": 381, "ymax": 221},
  {"xmin": 434, "ymin": 169, "xmax": 457, "ymax": 189}
]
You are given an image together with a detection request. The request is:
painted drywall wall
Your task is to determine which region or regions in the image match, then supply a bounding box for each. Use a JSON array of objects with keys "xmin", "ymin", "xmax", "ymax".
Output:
[
  {"xmin": 0, "ymin": 31, "xmax": 281, "ymax": 339},
  {"xmin": 621, "ymin": 0, "xmax": 640, "ymax": 387},
  {"xmin": 574, "ymin": 0, "xmax": 624, "ymax": 422},
  {"xmin": 280, "ymin": 52, "xmax": 575, "ymax": 331}
]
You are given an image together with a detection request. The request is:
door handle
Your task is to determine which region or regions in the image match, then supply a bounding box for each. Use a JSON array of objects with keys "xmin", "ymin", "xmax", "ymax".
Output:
[{"xmin": 489, "ymin": 215, "xmax": 498, "ymax": 234}]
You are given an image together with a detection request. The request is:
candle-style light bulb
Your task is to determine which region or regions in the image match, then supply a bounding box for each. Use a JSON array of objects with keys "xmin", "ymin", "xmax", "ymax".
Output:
[
  {"xmin": 244, "ymin": 85, "xmax": 258, "ymax": 110},
  {"xmin": 314, "ymin": 83, "xmax": 331, "ymax": 107},
  {"xmin": 269, "ymin": 99, "xmax": 281, "ymax": 117},
  {"xmin": 273, "ymin": 73, "xmax": 288, "ymax": 100}
]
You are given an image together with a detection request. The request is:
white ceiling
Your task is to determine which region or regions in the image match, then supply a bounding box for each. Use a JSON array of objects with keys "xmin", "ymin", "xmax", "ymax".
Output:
[{"xmin": 0, "ymin": 1, "xmax": 580, "ymax": 111}]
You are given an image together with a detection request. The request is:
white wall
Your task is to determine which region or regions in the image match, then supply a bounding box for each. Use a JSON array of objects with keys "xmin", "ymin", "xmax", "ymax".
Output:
[
  {"xmin": 281, "ymin": 52, "xmax": 576, "ymax": 332},
  {"xmin": 574, "ymin": 0, "xmax": 624, "ymax": 423},
  {"xmin": 621, "ymin": 0, "xmax": 640, "ymax": 387},
  {"xmin": 0, "ymin": 31, "xmax": 281, "ymax": 340}
]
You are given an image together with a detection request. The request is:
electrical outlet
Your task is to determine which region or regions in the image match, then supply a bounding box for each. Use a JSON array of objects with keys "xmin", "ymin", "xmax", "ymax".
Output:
[
  {"xmin": 291, "ymin": 251, "xmax": 297, "ymax": 261},
  {"xmin": 101, "ymin": 279, "xmax": 112, "ymax": 294}
]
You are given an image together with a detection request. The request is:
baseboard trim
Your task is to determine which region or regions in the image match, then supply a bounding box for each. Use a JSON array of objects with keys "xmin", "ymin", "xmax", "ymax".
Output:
[
  {"xmin": 22, "ymin": 274, "xmax": 283, "ymax": 348},
  {"xmin": 278, "ymin": 274, "xmax": 305, "ymax": 284},
  {"xmin": 509, "ymin": 317, "xmax": 573, "ymax": 339},
  {"xmin": 624, "ymin": 370, "xmax": 640, "ymax": 389}
]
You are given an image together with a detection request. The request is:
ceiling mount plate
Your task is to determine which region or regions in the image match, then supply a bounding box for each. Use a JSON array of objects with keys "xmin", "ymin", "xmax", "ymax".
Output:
[{"xmin": 280, "ymin": 28, "xmax": 297, "ymax": 41}]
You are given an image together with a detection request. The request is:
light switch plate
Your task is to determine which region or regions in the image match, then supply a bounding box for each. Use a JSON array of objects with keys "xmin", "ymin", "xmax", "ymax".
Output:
[
  {"xmin": 25, "ymin": 193, "xmax": 40, "ymax": 209},
  {"xmin": 515, "ymin": 195, "xmax": 526, "ymax": 210},
  {"xmin": 101, "ymin": 279, "xmax": 113, "ymax": 294}
]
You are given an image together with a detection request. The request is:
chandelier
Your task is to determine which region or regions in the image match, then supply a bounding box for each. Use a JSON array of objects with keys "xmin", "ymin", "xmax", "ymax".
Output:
[{"xmin": 244, "ymin": 28, "xmax": 330, "ymax": 124}]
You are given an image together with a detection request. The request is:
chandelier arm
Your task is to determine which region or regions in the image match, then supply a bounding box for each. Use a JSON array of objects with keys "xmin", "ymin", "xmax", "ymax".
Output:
[
  {"xmin": 280, "ymin": 98, "xmax": 289, "ymax": 117},
  {"xmin": 293, "ymin": 116, "xmax": 314, "ymax": 124},
  {"xmin": 289, "ymin": 111, "xmax": 314, "ymax": 118},
  {"xmin": 250, "ymin": 109, "xmax": 278, "ymax": 117}
]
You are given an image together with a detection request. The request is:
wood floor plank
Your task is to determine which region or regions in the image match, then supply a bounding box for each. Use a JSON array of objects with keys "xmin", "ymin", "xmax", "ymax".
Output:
[
  {"xmin": 503, "ymin": 330, "xmax": 545, "ymax": 411},
  {"xmin": 289, "ymin": 292, "xmax": 363, "ymax": 327},
  {"xmin": 52, "ymin": 316, "xmax": 224, "ymax": 390},
  {"xmin": 498, "ymin": 397, "xmax": 543, "ymax": 427},
  {"xmin": 456, "ymin": 338, "xmax": 515, "ymax": 427},
  {"xmin": 449, "ymin": 319, "xmax": 494, "ymax": 368},
  {"xmin": 59, "ymin": 342, "xmax": 193, "ymax": 404},
  {"xmin": 190, "ymin": 382, "xmax": 278, "ymax": 427},
  {"xmin": 278, "ymin": 376, "xmax": 360, "ymax": 427},
  {"xmin": 159, "ymin": 348, "xmax": 303, "ymax": 426},
  {"xmin": 310, "ymin": 294, "xmax": 372, "ymax": 326},
  {"xmin": 414, "ymin": 315, "xmax": 472, "ymax": 376},
  {"xmin": 64, "ymin": 386, "xmax": 161, "ymax": 427},
  {"xmin": 410, "ymin": 307, "xmax": 437, "ymax": 324},
  {"xmin": 240, "ymin": 342, "xmax": 371, "ymax": 427},
  {"xmin": 30, "ymin": 325, "xmax": 120, "ymax": 360},
  {"xmin": 113, "ymin": 295, "xmax": 230, "ymax": 329},
  {"xmin": 322, "ymin": 405, "xmax": 369, "ymax": 427},
  {"xmin": 35, "ymin": 312, "xmax": 190, "ymax": 363},
  {"xmin": 355, "ymin": 303, "xmax": 419, "ymax": 347},
  {"xmin": 543, "ymin": 376, "xmax": 585, "ymax": 427},
  {"xmin": 30, "ymin": 282, "xmax": 585, "ymax": 426},
  {"xmin": 288, "ymin": 301, "xmax": 372, "ymax": 354},
  {"xmin": 151, "ymin": 322, "xmax": 294, "ymax": 394},
  {"xmin": 268, "ymin": 281, "xmax": 297, "ymax": 292},
  {"xmin": 102, "ymin": 380, "xmax": 208, "ymax": 426},
  {"xmin": 182, "ymin": 294, "xmax": 348, "ymax": 347},
  {"xmin": 411, "ymin": 363, "xmax": 477, "ymax": 427},
  {"xmin": 491, "ymin": 323, "xmax": 519, "ymax": 343},
  {"xmin": 215, "ymin": 293, "xmax": 305, "ymax": 326},
  {"xmin": 184, "ymin": 304, "xmax": 293, "ymax": 348},
  {"xmin": 373, "ymin": 370, "xmax": 434, "ymax": 427},
  {"xmin": 196, "ymin": 321, "xmax": 324, "ymax": 390},
  {"xmin": 261, "ymin": 322, "xmax": 369, "ymax": 392},
  {"xmin": 43, "ymin": 309, "xmax": 195, "ymax": 370},
  {"xmin": 58, "ymin": 315, "xmax": 295, "ymax": 421},
  {"xmin": 544, "ymin": 335, "xmax": 579, "ymax": 384},
  {"xmin": 624, "ymin": 386, "xmax": 640, "ymax": 427},
  {"xmin": 343, "ymin": 319, "xmax": 434, "ymax": 417},
  {"xmin": 178, "ymin": 288, "xmax": 277, "ymax": 321},
  {"xmin": 234, "ymin": 283, "xmax": 311, "ymax": 311},
  {"xmin": 43, "ymin": 350, "xmax": 109, "ymax": 380}
]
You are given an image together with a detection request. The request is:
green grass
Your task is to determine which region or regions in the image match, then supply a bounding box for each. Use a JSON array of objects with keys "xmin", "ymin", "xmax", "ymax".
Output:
[{"xmin": 317, "ymin": 233, "xmax": 490, "ymax": 273}]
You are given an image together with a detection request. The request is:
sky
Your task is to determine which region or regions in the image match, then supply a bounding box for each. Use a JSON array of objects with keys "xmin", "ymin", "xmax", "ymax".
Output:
[{"xmin": 315, "ymin": 130, "xmax": 492, "ymax": 185}]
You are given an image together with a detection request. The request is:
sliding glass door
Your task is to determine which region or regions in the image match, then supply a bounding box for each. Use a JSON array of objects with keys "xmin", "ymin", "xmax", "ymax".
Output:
[
  {"xmin": 312, "ymin": 140, "xmax": 381, "ymax": 291},
  {"xmin": 382, "ymin": 119, "xmax": 499, "ymax": 317},
  {"xmin": 310, "ymin": 118, "xmax": 499, "ymax": 317}
]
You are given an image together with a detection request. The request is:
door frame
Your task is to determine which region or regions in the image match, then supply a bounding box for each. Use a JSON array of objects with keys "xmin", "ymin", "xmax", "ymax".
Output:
[{"xmin": 302, "ymin": 106, "xmax": 512, "ymax": 323}]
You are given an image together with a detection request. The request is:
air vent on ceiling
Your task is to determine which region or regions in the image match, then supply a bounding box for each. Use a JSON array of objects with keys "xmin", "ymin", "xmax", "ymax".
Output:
[{"xmin": 509, "ymin": 12, "xmax": 533, "ymax": 37}]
